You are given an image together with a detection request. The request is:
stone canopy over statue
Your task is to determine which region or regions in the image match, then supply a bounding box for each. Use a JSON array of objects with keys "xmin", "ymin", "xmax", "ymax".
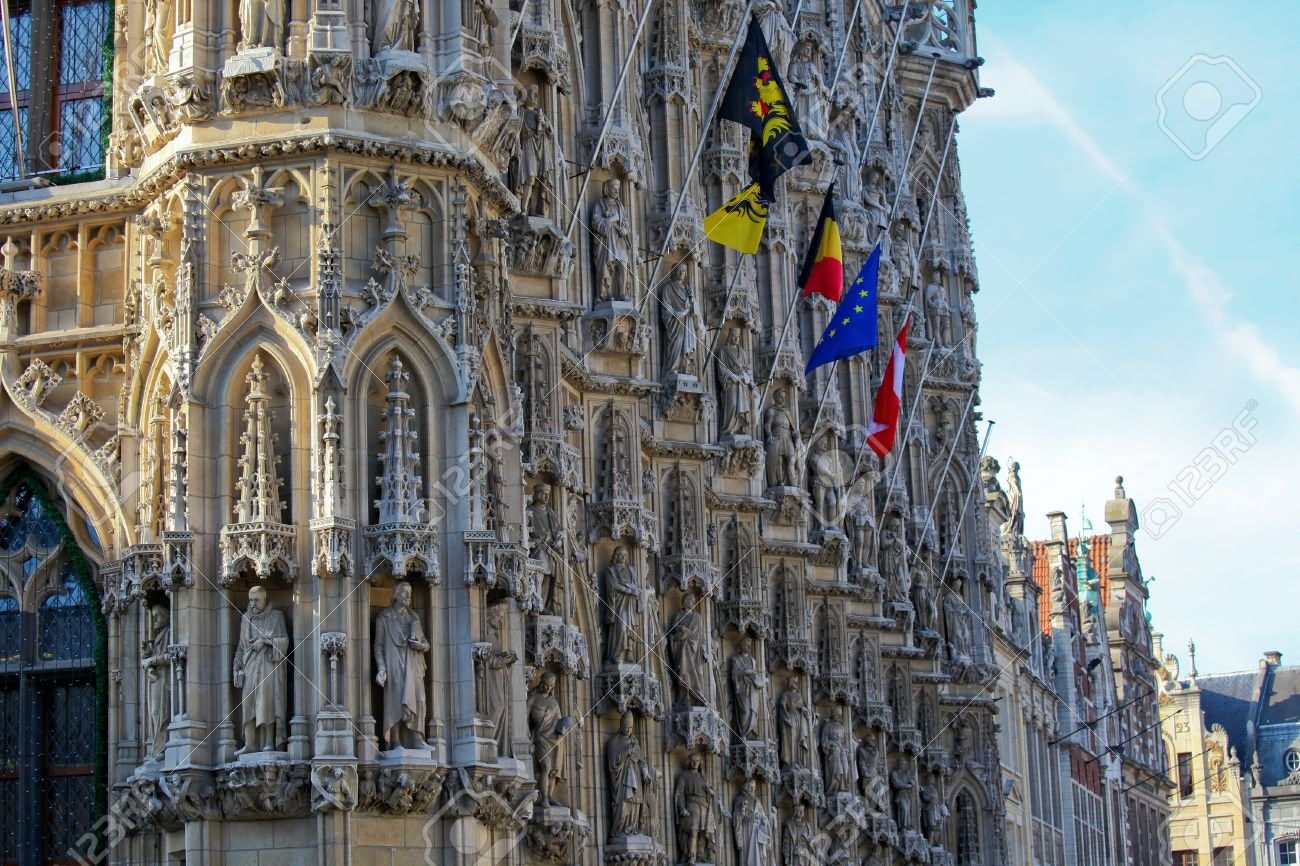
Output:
[{"xmin": 374, "ymin": 581, "xmax": 431, "ymax": 750}]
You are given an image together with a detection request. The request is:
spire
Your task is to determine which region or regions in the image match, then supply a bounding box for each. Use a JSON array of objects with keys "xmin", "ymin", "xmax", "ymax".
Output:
[
  {"xmin": 234, "ymin": 354, "xmax": 284, "ymax": 525},
  {"xmin": 374, "ymin": 354, "xmax": 425, "ymax": 525},
  {"xmin": 1187, "ymin": 638, "xmax": 1198, "ymax": 678}
]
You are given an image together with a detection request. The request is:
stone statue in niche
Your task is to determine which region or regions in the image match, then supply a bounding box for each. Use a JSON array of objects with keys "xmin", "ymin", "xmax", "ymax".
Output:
[
  {"xmin": 732, "ymin": 780, "xmax": 773, "ymax": 866},
  {"xmin": 527, "ymin": 486, "xmax": 564, "ymax": 614},
  {"xmin": 372, "ymin": 0, "xmax": 420, "ymax": 55},
  {"xmin": 945, "ymin": 576, "xmax": 974, "ymax": 660},
  {"xmin": 514, "ymin": 85, "xmax": 554, "ymax": 217},
  {"xmin": 857, "ymin": 736, "xmax": 886, "ymax": 812},
  {"xmin": 668, "ymin": 591, "xmax": 713, "ymax": 706},
  {"xmin": 781, "ymin": 803, "xmax": 817, "ymax": 866},
  {"xmin": 606, "ymin": 711, "xmax": 654, "ymax": 838},
  {"xmin": 716, "ymin": 327, "xmax": 756, "ymax": 438},
  {"xmin": 602, "ymin": 547, "xmax": 641, "ymax": 666},
  {"xmin": 753, "ymin": 0, "xmax": 794, "ymax": 75},
  {"xmin": 142, "ymin": 603, "xmax": 171, "ymax": 761},
  {"xmin": 674, "ymin": 753, "xmax": 718, "ymax": 864},
  {"xmin": 890, "ymin": 765, "xmax": 914, "ymax": 829},
  {"xmin": 481, "ymin": 604, "xmax": 517, "ymax": 755},
  {"xmin": 472, "ymin": 0, "xmax": 498, "ymax": 56},
  {"xmin": 658, "ymin": 265, "xmax": 702, "ymax": 381},
  {"xmin": 807, "ymin": 432, "xmax": 845, "ymax": 526},
  {"xmin": 919, "ymin": 774, "xmax": 949, "ymax": 843},
  {"xmin": 846, "ymin": 494, "xmax": 876, "ymax": 574},
  {"xmin": 528, "ymin": 671, "xmax": 571, "ymax": 806},
  {"xmin": 729, "ymin": 637, "xmax": 766, "ymax": 739},
  {"xmin": 910, "ymin": 569, "xmax": 936, "ymax": 634},
  {"xmin": 764, "ymin": 391, "xmax": 801, "ymax": 488},
  {"xmin": 238, "ymin": 0, "xmax": 284, "ymax": 52},
  {"xmin": 820, "ymin": 717, "xmax": 853, "ymax": 795},
  {"xmin": 591, "ymin": 179, "xmax": 632, "ymax": 303},
  {"xmin": 924, "ymin": 275, "xmax": 952, "ymax": 346},
  {"xmin": 880, "ymin": 513, "xmax": 909, "ymax": 604},
  {"xmin": 374, "ymin": 581, "xmax": 431, "ymax": 750},
  {"xmin": 234, "ymin": 585, "xmax": 289, "ymax": 755},
  {"xmin": 787, "ymin": 40, "xmax": 828, "ymax": 140},
  {"xmin": 777, "ymin": 678, "xmax": 812, "ymax": 770},
  {"xmin": 144, "ymin": 0, "xmax": 173, "ymax": 73}
]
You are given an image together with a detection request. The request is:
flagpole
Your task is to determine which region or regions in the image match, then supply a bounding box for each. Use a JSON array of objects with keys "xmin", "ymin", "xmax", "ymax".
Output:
[
  {"xmin": 844, "ymin": 112, "xmax": 955, "ymax": 497},
  {"xmin": 932, "ymin": 419, "xmax": 996, "ymax": 590},
  {"xmin": 564, "ymin": 0, "xmax": 659, "ymax": 239},
  {"xmin": 829, "ymin": 0, "xmax": 864, "ymax": 94},
  {"xmin": 642, "ymin": 0, "xmax": 759, "ymax": 305},
  {"xmin": 757, "ymin": 15, "xmax": 914, "ymax": 416},
  {"xmin": 913, "ymin": 385, "xmax": 977, "ymax": 549},
  {"xmin": 872, "ymin": 338, "xmax": 931, "ymax": 519}
]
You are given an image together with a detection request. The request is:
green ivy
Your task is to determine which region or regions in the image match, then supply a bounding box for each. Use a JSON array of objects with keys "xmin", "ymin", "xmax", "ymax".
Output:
[{"xmin": 0, "ymin": 468, "xmax": 109, "ymax": 817}]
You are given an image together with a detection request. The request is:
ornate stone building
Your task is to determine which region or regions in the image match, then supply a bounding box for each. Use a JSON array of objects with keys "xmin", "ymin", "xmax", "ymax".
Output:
[
  {"xmin": 0, "ymin": 0, "xmax": 1012, "ymax": 865},
  {"xmin": 1157, "ymin": 640, "xmax": 1253, "ymax": 866},
  {"xmin": 982, "ymin": 470, "xmax": 1172, "ymax": 866},
  {"xmin": 1160, "ymin": 647, "xmax": 1300, "ymax": 866}
]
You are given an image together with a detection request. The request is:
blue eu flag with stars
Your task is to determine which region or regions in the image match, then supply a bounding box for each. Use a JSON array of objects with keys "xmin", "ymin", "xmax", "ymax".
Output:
[{"xmin": 804, "ymin": 244, "xmax": 881, "ymax": 375}]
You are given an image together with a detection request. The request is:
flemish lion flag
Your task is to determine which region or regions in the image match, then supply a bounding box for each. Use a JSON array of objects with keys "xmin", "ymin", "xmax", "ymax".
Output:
[
  {"xmin": 798, "ymin": 184, "xmax": 844, "ymax": 302},
  {"xmin": 704, "ymin": 17, "xmax": 813, "ymax": 253}
]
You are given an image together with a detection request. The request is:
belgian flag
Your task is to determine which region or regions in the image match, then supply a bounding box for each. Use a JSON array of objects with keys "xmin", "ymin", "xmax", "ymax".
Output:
[
  {"xmin": 797, "ymin": 184, "xmax": 844, "ymax": 302},
  {"xmin": 704, "ymin": 17, "xmax": 813, "ymax": 254}
]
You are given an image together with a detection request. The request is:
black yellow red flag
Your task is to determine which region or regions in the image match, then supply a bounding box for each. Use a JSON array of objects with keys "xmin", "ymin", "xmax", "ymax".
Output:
[
  {"xmin": 797, "ymin": 184, "xmax": 844, "ymax": 302},
  {"xmin": 704, "ymin": 17, "xmax": 813, "ymax": 253}
]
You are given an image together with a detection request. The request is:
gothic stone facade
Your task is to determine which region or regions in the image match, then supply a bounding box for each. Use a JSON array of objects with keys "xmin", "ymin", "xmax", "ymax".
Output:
[{"xmin": 0, "ymin": 1, "xmax": 1007, "ymax": 865}]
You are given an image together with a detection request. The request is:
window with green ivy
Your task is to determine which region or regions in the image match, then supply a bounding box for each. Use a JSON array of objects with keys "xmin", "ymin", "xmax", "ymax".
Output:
[
  {"xmin": 0, "ymin": 0, "xmax": 110, "ymax": 182},
  {"xmin": 0, "ymin": 480, "xmax": 101, "ymax": 866}
]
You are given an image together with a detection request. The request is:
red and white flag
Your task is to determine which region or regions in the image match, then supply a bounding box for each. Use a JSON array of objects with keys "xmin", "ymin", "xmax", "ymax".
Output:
[{"xmin": 866, "ymin": 316, "xmax": 910, "ymax": 458}]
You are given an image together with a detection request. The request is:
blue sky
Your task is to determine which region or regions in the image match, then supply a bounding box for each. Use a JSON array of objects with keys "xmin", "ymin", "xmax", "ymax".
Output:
[{"xmin": 957, "ymin": 3, "xmax": 1299, "ymax": 673}]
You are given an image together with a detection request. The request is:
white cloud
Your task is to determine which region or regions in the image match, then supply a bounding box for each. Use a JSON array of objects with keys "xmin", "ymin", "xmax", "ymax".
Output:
[{"xmin": 971, "ymin": 46, "xmax": 1300, "ymax": 419}]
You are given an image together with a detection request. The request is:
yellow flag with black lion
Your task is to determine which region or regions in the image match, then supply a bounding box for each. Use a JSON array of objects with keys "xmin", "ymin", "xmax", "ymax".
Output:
[{"xmin": 703, "ymin": 18, "xmax": 814, "ymax": 254}]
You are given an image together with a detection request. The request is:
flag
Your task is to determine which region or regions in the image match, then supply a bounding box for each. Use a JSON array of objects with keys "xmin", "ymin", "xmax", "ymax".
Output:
[
  {"xmin": 866, "ymin": 314, "xmax": 910, "ymax": 458},
  {"xmin": 703, "ymin": 181, "xmax": 769, "ymax": 255},
  {"xmin": 703, "ymin": 17, "xmax": 813, "ymax": 253},
  {"xmin": 804, "ymin": 244, "xmax": 881, "ymax": 375},
  {"xmin": 798, "ymin": 185, "xmax": 845, "ymax": 302}
]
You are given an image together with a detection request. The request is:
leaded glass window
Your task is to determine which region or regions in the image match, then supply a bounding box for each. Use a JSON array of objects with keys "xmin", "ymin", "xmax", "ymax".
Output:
[
  {"xmin": 0, "ymin": 478, "xmax": 103, "ymax": 866},
  {"xmin": 0, "ymin": 0, "xmax": 109, "ymax": 179}
]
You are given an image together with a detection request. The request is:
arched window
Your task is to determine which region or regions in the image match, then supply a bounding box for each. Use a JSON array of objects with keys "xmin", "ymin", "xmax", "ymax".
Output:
[{"xmin": 0, "ymin": 478, "xmax": 103, "ymax": 865}]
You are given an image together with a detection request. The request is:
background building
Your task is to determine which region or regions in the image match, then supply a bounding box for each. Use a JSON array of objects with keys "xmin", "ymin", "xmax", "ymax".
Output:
[
  {"xmin": 0, "ymin": 1, "xmax": 1027, "ymax": 866},
  {"xmin": 984, "ymin": 469, "xmax": 1171, "ymax": 866},
  {"xmin": 1161, "ymin": 647, "xmax": 1300, "ymax": 866}
]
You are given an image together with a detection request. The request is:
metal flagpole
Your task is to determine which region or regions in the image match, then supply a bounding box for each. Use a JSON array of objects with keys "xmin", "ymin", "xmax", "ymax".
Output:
[
  {"xmin": 0, "ymin": 0, "xmax": 24, "ymax": 179},
  {"xmin": 829, "ymin": 0, "xmax": 864, "ymax": 93},
  {"xmin": 932, "ymin": 419, "xmax": 996, "ymax": 586},
  {"xmin": 564, "ymin": 0, "xmax": 660, "ymax": 239},
  {"xmin": 511, "ymin": 0, "xmax": 530, "ymax": 46},
  {"xmin": 757, "ymin": 10, "xmax": 912, "ymax": 414},
  {"xmin": 799, "ymin": 56, "xmax": 938, "ymax": 452},
  {"xmin": 873, "ymin": 339, "xmax": 931, "ymax": 516},
  {"xmin": 704, "ymin": 0, "xmax": 872, "ymax": 382},
  {"xmin": 914, "ymin": 385, "xmax": 977, "ymax": 547},
  {"xmin": 846, "ymin": 113, "xmax": 956, "ymax": 499}
]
